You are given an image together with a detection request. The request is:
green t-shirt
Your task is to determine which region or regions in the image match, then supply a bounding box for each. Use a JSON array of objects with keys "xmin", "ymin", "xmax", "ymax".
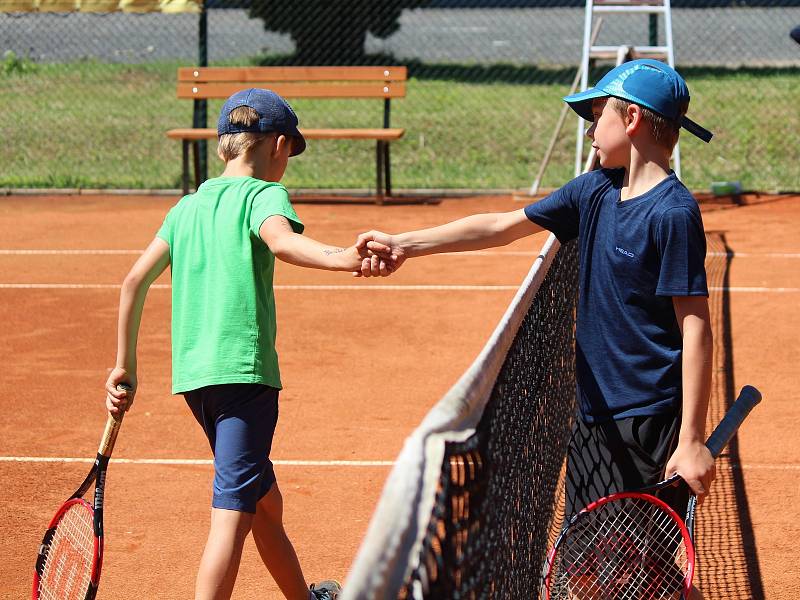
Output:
[{"xmin": 156, "ymin": 176, "xmax": 304, "ymax": 394}]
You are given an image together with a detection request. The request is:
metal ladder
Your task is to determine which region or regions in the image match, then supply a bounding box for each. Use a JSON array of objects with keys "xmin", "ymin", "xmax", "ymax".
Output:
[{"xmin": 574, "ymin": 0, "xmax": 682, "ymax": 178}]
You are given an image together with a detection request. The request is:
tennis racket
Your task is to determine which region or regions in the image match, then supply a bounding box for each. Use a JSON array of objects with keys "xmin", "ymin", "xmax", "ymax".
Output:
[
  {"xmin": 32, "ymin": 384, "xmax": 131, "ymax": 600},
  {"xmin": 543, "ymin": 384, "xmax": 762, "ymax": 600}
]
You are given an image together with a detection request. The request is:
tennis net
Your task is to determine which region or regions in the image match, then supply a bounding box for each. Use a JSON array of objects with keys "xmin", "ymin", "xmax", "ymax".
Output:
[{"xmin": 342, "ymin": 234, "xmax": 579, "ymax": 599}]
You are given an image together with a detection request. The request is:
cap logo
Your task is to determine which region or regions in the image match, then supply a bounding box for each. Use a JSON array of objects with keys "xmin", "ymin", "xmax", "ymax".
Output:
[{"xmin": 604, "ymin": 65, "xmax": 639, "ymax": 97}]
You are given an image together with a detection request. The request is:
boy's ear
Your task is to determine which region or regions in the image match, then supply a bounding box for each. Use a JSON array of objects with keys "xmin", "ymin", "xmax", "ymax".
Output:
[
  {"xmin": 625, "ymin": 103, "xmax": 644, "ymax": 135},
  {"xmin": 273, "ymin": 134, "xmax": 289, "ymax": 157}
]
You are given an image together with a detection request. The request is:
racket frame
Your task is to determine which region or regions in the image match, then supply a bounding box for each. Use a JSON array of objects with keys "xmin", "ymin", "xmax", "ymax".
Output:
[
  {"xmin": 542, "ymin": 385, "xmax": 761, "ymax": 600},
  {"xmin": 544, "ymin": 488, "xmax": 696, "ymax": 599},
  {"xmin": 33, "ymin": 390, "xmax": 127, "ymax": 600}
]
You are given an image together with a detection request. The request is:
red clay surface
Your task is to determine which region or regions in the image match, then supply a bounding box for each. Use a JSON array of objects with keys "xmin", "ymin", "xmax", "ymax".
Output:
[{"xmin": 1, "ymin": 192, "xmax": 798, "ymax": 598}]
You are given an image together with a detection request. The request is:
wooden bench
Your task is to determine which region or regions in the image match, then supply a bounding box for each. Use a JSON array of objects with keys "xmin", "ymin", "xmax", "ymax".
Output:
[{"xmin": 166, "ymin": 66, "xmax": 407, "ymax": 200}]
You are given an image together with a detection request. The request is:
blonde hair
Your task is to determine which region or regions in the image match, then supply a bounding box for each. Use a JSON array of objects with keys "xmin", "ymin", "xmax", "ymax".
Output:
[
  {"xmin": 216, "ymin": 106, "xmax": 271, "ymax": 162},
  {"xmin": 609, "ymin": 97, "xmax": 687, "ymax": 150}
]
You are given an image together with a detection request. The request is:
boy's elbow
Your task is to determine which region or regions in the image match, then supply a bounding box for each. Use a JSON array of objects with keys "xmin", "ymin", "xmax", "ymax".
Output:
[
  {"xmin": 122, "ymin": 272, "xmax": 140, "ymax": 288},
  {"xmin": 263, "ymin": 231, "xmax": 297, "ymax": 263},
  {"xmin": 122, "ymin": 271, "xmax": 148, "ymax": 294},
  {"xmin": 267, "ymin": 239, "xmax": 290, "ymax": 262}
]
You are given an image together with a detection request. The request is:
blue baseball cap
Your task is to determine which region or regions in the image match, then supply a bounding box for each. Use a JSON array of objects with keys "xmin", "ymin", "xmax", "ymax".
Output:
[
  {"xmin": 217, "ymin": 88, "xmax": 306, "ymax": 156},
  {"xmin": 564, "ymin": 59, "xmax": 713, "ymax": 143}
]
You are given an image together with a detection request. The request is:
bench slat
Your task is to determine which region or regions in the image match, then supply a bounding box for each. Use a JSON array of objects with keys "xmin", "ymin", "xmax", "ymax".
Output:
[
  {"xmin": 178, "ymin": 81, "xmax": 406, "ymax": 100},
  {"xmin": 167, "ymin": 128, "xmax": 405, "ymax": 141},
  {"xmin": 179, "ymin": 66, "xmax": 407, "ymax": 83}
]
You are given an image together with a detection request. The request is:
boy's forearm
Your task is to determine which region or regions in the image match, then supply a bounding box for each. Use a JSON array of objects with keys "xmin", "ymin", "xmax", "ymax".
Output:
[
  {"xmin": 396, "ymin": 210, "xmax": 539, "ymax": 257},
  {"xmin": 679, "ymin": 315, "xmax": 714, "ymax": 443},
  {"xmin": 272, "ymin": 233, "xmax": 356, "ymax": 271}
]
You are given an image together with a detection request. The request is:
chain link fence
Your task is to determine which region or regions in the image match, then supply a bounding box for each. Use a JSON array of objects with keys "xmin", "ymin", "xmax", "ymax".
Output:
[{"xmin": 1, "ymin": 0, "xmax": 799, "ymax": 193}]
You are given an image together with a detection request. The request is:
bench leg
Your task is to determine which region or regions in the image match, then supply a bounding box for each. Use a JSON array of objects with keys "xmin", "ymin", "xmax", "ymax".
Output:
[
  {"xmin": 384, "ymin": 141, "xmax": 392, "ymax": 198},
  {"xmin": 376, "ymin": 141, "xmax": 386, "ymax": 203},
  {"xmin": 181, "ymin": 140, "xmax": 190, "ymax": 196},
  {"xmin": 192, "ymin": 141, "xmax": 202, "ymax": 193}
]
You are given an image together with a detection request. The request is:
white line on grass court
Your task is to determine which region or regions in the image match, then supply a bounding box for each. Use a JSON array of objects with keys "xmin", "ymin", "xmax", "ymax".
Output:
[
  {"xmin": 2, "ymin": 283, "xmax": 800, "ymax": 292},
  {"xmin": 1, "ymin": 456, "xmax": 796, "ymax": 470}
]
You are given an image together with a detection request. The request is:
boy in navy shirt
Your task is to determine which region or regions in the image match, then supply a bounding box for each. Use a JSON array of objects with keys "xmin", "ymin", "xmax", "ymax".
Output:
[{"xmin": 358, "ymin": 59, "xmax": 715, "ymax": 596}]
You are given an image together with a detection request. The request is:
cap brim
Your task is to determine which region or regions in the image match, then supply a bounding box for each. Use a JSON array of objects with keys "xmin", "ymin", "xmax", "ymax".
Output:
[
  {"xmin": 563, "ymin": 88, "xmax": 609, "ymax": 121},
  {"xmin": 288, "ymin": 130, "xmax": 306, "ymax": 156},
  {"xmin": 681, "ymin": 116, "xmax": 713, "ymax": 143}
]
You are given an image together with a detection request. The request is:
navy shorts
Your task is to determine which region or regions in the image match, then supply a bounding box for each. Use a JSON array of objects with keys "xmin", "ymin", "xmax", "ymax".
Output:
[
  {"xmin": 565, "ymin": 412, "xmax": 690, "ymax": 518},
  {"xmin": 184, "ymin": 383, "xmax": 279, "ymax": 513}
]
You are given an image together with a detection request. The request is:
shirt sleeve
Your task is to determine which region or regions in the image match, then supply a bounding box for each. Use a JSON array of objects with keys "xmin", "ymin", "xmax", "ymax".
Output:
[
  {"xmin": 155, "ymin": 206, "xmax": 174, "ymax": 246},
  {"xmin": 655, "ymin": 206, "xmax": 708, "ymax": 296},
  {"xmin": 523, "ymin": 175, "xmax": 583, "ymax": 242},
  {"xmin": 249, "ymin": 184, "xmax": 304, "ymax": 238}
]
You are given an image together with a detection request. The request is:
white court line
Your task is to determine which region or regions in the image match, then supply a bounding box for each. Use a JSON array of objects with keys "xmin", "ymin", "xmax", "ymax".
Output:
[
  {"xmin": 723, "ymin": 252, "xmax": 800, "ymax": 258},
  {"xmin": 2, "ymin": 249, "xmax": 800, "ymax": 258},
  {"xmin": 0, "ymin": 249, "xmax": 535, "ymax": 256},
  {"xmin": 2, "ymin": 283, "xmax": 799, "ymax": 292},
  {"xmin": 709, "ymin": 286, "xmax": 800, "ymax": 293},
  {"xmin": 0, "ymin": 283, "xmax": 171, "ymax": 289},
  {"xmin": 0, "ymin": 455, "xmax": 796, "ymax": 470},
  {"xmin": 0, "ymin": 456, "xmax": 393, "ymax": 467},
  {"xmin": 1, "ymin": 249, "xmax": 534, "ymax": 256},
  {"xmin": 0, "ymin": 249, "xmax": 143, "ymax": 255},
  {"xmin": 0, "ymin": 283, "xmax": 519, "ymax": 291}
]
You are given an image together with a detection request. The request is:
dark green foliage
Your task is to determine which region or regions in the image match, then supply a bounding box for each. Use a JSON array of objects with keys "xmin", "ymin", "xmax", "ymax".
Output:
[{"xmin": 249, "ymin": 0, "xmax": 429, "ymax": 64}]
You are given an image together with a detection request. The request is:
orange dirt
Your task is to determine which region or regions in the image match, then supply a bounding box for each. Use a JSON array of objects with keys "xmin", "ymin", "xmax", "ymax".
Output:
[{"xmin": 2, "ymin": 192, "xmax": 798, "ymax": 599}]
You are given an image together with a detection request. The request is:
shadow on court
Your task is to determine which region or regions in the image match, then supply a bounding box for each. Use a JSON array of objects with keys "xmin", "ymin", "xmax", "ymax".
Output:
[{"xmin": 700, "ymin": 231, "xmax": 765, "ymax": 600}]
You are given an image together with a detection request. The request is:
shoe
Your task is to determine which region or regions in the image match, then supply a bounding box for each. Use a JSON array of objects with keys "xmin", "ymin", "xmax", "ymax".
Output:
[{"xmin": 309, "ymin": 579, "xmax": 342, "ymax": 600}]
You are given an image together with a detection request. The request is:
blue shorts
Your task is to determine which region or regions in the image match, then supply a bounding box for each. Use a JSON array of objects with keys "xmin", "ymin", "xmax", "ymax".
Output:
[{"xmin": 184, "ymin": 383, "xmax": 279, "ymax": 513}]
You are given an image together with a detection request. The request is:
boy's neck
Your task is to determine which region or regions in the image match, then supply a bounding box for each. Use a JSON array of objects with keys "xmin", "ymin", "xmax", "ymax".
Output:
[
  {"xmin": 220, "ymin": 148, "xmax": 276, "ymax": 181},
  {"xmin": 221, "ymin": 160, "xmax": 258, "ymax": 179},
  {"xmin": 619, "ymin": 145, "xmax": 672, "ymax": 201}
]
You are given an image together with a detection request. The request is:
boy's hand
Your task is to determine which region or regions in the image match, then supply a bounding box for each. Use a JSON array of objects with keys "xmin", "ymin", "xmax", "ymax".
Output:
[
  {"xmin": 665, "ymin": 440, "xmax": 716, "ymax": 505},
  {"xmin": 335, "ymin": 243, "xmax": 395, "ymax": 277},
  {"xmin": 354, "ymin": 230, "xmax": 407, "ymax": 277},
  {"xmin": 105, "ymin": 367, "xmax": 137, "ymax": 415}
]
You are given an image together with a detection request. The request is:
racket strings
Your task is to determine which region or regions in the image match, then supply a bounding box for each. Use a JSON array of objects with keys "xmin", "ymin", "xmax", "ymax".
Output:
[
  {"xmin": 38, "ymin": 502, "xmax": 95, "ymax": 600},
  {"xmin": 550, "ymin": 497, "xmax": 689, "ymax": 599}
]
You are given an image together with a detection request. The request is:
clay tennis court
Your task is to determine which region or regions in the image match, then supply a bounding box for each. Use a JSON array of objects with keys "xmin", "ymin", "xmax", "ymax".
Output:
[{"xmin": 2, "ymin": 191, "xmax": 798, "ymax": 598}]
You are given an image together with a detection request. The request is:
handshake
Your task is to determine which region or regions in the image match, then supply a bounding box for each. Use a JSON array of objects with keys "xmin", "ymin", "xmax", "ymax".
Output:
[{"xmin": 350, "ymin": 230, "xmax": 407, "ymax": 278}]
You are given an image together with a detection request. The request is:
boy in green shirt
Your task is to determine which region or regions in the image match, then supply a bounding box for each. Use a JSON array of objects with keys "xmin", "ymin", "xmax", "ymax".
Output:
[{"xmin": 105, "ymin": 88, "xmax": 393, "ymax": 600}]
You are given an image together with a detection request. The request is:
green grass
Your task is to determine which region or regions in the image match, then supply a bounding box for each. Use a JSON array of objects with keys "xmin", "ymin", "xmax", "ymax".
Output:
[{"xmin": 1, "ymin": 60, "xmax": 797, "ymax": 192}]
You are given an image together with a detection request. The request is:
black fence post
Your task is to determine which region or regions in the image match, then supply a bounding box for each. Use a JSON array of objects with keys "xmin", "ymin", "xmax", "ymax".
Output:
[
  {"xmin": 194, "ymin": 1, "xmax": 209, "ymax": 185},
  {"xmin": 649, "ymin": 13, "xmax": 658, "ymax": 50}
]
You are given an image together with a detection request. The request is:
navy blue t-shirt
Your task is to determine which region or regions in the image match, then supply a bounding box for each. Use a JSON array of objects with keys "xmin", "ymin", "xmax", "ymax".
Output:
[{"xmin": 525, "ymin": 169, "xmax": 708, "ymax": 422}]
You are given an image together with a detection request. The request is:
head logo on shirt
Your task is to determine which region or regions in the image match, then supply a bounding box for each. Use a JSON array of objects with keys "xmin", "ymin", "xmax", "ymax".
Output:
[{"xmin": 615, "ymin": 246, "xmax": 636, "ymax": 258}]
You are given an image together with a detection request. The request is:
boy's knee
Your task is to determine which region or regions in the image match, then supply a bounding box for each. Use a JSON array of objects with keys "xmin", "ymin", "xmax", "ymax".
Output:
[
  {"xmin": 256, "ymin": 482, "xmax": 283, "ymax": 522},
  {"xmin": 210, "ymin": 507, "xmax": 254, "ymax": 543}
]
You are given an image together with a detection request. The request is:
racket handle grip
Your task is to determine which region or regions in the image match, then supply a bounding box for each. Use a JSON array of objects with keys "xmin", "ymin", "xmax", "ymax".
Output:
[
  {"xmin": 705, "ymin": 385, "xmax": 762, "ymax": 458},
  {"xmin": 100, "ymin": 384, "xmax": 130, "ymax": 456}
]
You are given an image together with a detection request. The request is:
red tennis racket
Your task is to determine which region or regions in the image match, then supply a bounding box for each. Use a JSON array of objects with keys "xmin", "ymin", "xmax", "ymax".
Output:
[
  {"xmin": 543, "ymin": 385, "xmax": 762, "ymax": 600},
  {"xmin": 32, "ymin": 384, "xmax": 130, "ymax": 600}
]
